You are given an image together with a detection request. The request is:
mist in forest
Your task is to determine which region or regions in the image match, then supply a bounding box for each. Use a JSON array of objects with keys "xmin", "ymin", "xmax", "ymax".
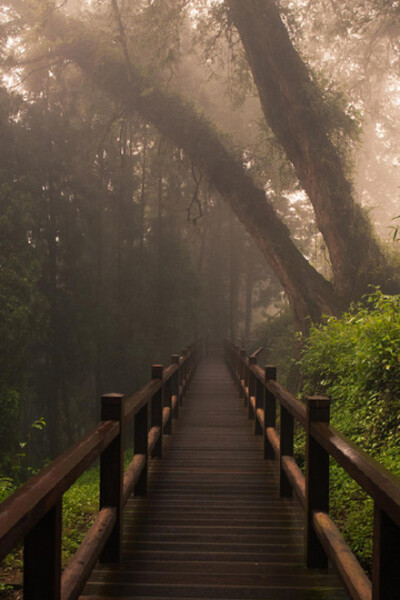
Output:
[{"xmin": 1, "ymin": 0, "xmax": 400, "ymax": 475}]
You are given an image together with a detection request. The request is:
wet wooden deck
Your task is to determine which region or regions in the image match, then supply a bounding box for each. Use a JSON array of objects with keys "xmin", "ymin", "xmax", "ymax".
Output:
[{"xmin": 81, "ymin": 355, "xmax": 348, "ymax": 599}]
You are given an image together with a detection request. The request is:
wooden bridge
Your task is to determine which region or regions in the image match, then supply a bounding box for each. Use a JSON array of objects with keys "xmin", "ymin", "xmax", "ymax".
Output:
[{"xmin": 0, "ymin": 341, "xmax": 399, "ymax": 600}]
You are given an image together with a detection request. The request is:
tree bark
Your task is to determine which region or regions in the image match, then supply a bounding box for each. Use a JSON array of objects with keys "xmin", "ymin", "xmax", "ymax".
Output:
[
  {"xmin": 10, "ymin": 1, "xmax": 340, "ymax": 325},
  {"xmin": 226, "ymin": 0, "xmax": 394, "ymax": 303}
]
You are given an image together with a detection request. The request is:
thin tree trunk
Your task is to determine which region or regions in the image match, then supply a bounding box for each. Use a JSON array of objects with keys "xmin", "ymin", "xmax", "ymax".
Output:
[{"xmin": 138, "ymin": 124, "xmax": 148, "ymax": 311}]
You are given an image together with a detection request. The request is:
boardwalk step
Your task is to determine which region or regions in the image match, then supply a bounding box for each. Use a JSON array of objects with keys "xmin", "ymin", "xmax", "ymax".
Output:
[{"xmin": 81, "ymin": 356, "xmax": 348, "ymax": 600}]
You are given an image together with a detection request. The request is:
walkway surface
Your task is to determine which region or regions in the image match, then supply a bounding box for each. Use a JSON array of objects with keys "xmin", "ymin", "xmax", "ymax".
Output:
[{"xmin": 81, "ymin": 355, "xmax": 348, "ymax": 599}]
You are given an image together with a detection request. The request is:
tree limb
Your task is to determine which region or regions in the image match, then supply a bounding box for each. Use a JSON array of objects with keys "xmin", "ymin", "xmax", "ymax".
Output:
[
  {"xmin": 7, "ymin": 0, "xmax": 340, "ymax": 324},
  {"xmin": 225, "ymin": 0, "xmax": 393, "ymax": 302}
]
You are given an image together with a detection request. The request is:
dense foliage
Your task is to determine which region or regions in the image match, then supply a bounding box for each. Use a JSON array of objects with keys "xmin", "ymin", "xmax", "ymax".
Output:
[
  {"xmin": 0, "ymin": 82, "xmax": 202, "ymax": 471},
  {"xmin": 301, "ymin": 290, "xmax": 400, "ymax": 569},
  {"xmin": 0, "ymin": 466, "xmax": 99, "ymax": 590},
  {"xmin": 301, "ymin": 290, "xmax": 400, "ymax": 456},
  {"xmin": 0, "ymin": 69, "xmax": 269, "ymax": 483}
]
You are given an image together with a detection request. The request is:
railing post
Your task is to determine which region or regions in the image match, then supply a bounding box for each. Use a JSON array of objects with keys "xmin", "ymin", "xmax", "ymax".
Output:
[
  {"xmin": 305, "ymin": 395, "xmax": 330, "ymax": 569},
  {"xmin": 372, "ymin": 504, "xmax": 400, "ymax": 599},
  {"xmin": 151, "ymin": 365, "xmax": 163, "ymax": 458},
  {"xmin": 228, "ymin": 342, "xmax": 234, "ymax": 376},
  {"xmin": 239, "ymin": 349, "xmax": 246, "ymax": 398},
  {"xmin": 234, "ymin": 345, "xmax": 240, "ymax": 389},
  {"xmin": 186, "ymin": 347, "xmax": 192, "ymax": 392},
  {"xmin": 255, "ymin": 377, "xmax": 264, "ymax": 436},
  {"xmin": 134, "ymin": 396, "xmax": 149, "ymax": 496},
  {"xmin": 279, "ymin": 403, "xmax": 294, "ymax": 497},
  {"xmin": 181, "ymin": 348, "xmax": 188, "ymax": 402},
  {"xmin": 243, "ymin": 357, "xmax": 249, "ymax": 407},
  {"xmin": 231, "ymin": 344, "xmax": 237, "ymax": 381},
  {"xmin": 175, "ymin": 354, "xmax": 183, "ymax": 406},
  {"xmin": 264, "ymin": 366, "xmax": 277, "ymax": 459},
  {"xmin": 188, "ymin": 344, "xmax": 195, "ymax": 388},
  {"xmin": 100, "ymin": 393, "xmax": 125, "ymax": 563},
  {"xmin": 24, "ymin": 501, "xmax": 62, "ymax": 600},
  {"xmin": 164, "ymin": 369, "xmax": 172, "ymax": 435},
  {"xmin": 248, "ymin": 356, "xmax": 257, "ymax": 420},
  {"xmin": 171, "ymin": 354, "xmax": 180, "ymax": 419}
]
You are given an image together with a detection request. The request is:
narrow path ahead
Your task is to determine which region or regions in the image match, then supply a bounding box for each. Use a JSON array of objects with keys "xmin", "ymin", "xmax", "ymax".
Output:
[{"xmin": 82, "ymin": 355, "xmax": 348, "ymax": 599}]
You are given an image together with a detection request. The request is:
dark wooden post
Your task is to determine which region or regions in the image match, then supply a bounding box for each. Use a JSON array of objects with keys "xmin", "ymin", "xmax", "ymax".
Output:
[
  {"xmin": 305, "ymin": 395, "xmax": 330, "ymax": 569},
  {"xmin": 239, "ymin": 349, "xmax": 246, "ymax": 398},
  {"xmin": 134, "ymin": 397, "xmax": 148, "ymax": 496},
  {"xmin": 171, "ymin": 355, "xmax": 180, "ymax": 419},
  {"xmin": 164, "ymin": 372, "xmax": 172, "ymax": 435},
  {"xmin": 228, "ymin": 342, "xmax": 233, "ymax": 376},
  {"xmin": 151, "ymin": 365, "xmax": 163, "ymax": 458},
  {"xmin": 234, "ymin": 345, "xmax": 240, "ymax": 388},
  {"xmin": 248, "ymin": 356, "xmax": 257, "ymax": 420},
  {"xmin": 181, "ymin": 348, "xmax": 188, "ymax": 401},
  {"xmin": 243, "ymin": 356, "xmax": 249, "ymax": 407},
  {"xmin": 174, "ymin": 354, "xmax": 183, "ymax": 406},
  {"xmin": 264, "ymin": 366, "xmax": 277, "ymax": 459},
  {"xmin": 100, "ymin": 393, "xmax": 125, "ymax": 563},
  {"xmin": 255, "ymin": 377, "xmax": 264, "ymax": 435},
  {"xmin": 279, "ymin": 403, "xmax": 294, "ymax": 497},
  {"xmin": 231, "ymin": 344, "xmax": 236, "ymax": 380},
  {"xmin": 372, "ymin": 504, "xmax": 400, "ymax": 600},
  {"xmin": 186, "ymin": 347, "xmax": 192, "ymax": 391},
  {"xmin": 24, "ymin": 501, "xmax": 62, "ymax": 600}
]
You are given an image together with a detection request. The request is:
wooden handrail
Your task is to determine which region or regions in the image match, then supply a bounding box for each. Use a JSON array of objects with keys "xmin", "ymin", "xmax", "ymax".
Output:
[
  {"xmin": 0, "ymin": 339, "xmax": 202, "ymax": 600},
  {"xmin": 250, "ymin": 346, "xmax": 264, "ymax": 358},
  {"xmin": 124, "ymin": 379, "xmax": 162, "ymax": 423},
  {"xmin": 312, "ymin": 423, "xmax": 400, "ymax": 527},
  {"xmin": 0, "ymin": 420, "xmax": 119, "ymax": 562},
  {"xmin": 224, "ymin": 339, "xmax": 400, "ymax": 600}
]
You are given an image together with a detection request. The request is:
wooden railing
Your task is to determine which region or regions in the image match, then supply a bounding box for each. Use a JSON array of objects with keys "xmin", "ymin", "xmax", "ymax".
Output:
[
  {"xmin": 224, "ymin": 340, "xmax": 400, "ymax": 600},
  {"xmin": 0, "ymin": 341, "xmax": 201, "ymax": 600}
]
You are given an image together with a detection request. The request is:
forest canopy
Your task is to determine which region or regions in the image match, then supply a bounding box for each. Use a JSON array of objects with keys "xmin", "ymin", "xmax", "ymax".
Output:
[
  {"xmin": 4, "ymin": 0, "xmax": 400, "ymax": 318},
  {"xmin": 1, "ymin": 0, "xmax": 400, "ymax": 466}
]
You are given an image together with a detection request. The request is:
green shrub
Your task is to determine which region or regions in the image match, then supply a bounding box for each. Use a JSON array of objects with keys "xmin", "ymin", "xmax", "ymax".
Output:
[
  {"xmin": 300, "ymin": 289, "xmax": 400, "ymax": 572},
  {"xmin": 62, "ymin": 467, "xmax": 99, "ymax": 563},
  {"xmin": 0, "ymin": 447, "xmax": 135, "ymax": 584}
]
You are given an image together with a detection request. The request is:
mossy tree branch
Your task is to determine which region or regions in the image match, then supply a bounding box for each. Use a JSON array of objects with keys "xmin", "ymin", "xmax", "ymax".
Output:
[
  {"xmin": 8, "ymin": 0, "xmax": 339, "ymax": 325},
  {"xmin": 226, "ymin": 0, "xmax": 394, "ymax": 303}
]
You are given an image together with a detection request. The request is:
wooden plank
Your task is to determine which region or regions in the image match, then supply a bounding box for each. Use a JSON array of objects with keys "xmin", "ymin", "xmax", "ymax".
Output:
[
  {"xmin": 62, "ymin": 507, "xmax": 116, "ymax": 600},
  {"xmin": 81, "ymin": 582, "xmax": 347, "ymax": 599},
  {"xmin": 81, "ymin": 356, "xmax": 348, "ymax": 600},
  {"xmin": 313, "ymin": 511, "xmax": 371, "ymax": 600},
  {"xmin": 147, "ymin": 426, "xmax": 161, "ymax": 457},
  {"xmin": 122, "ymin": 454, "xmax": 146, "ymax": 505},
  {"xmin": 281, "ymin": 455, "xmax": 306, "ymax": 508}
]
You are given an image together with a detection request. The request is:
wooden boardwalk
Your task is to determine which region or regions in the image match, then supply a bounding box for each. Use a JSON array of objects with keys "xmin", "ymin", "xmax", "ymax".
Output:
[{"xmin": 81, "ymin": 355, "xmax": 348, "ymax": 600}]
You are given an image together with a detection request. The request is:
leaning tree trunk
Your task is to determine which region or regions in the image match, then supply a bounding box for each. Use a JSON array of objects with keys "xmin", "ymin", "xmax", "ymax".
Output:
[
  {"xmin": 10, "ymin": 0, "xmax": 340, "ymax": 326},
  {"xmin": 226, "ymin": 0, "xmax": 396, "ymax": 304}
]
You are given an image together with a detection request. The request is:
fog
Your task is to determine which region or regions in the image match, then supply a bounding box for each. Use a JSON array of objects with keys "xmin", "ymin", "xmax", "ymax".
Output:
[{"xmin": 1, "ymin": 0, "xmax": 399, "ymax": 472}]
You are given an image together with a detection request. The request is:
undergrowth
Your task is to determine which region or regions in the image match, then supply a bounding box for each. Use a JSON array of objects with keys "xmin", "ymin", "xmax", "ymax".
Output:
[
  {"xmin": 300, "ymin": 289, "xmax": 400, "ymax": 572},
  {"xmin": 0, "ymin": 448, "xmax": 133, "ymax": 590},
  {"xmin": 0, "ymin": 467, "xmax": 99, "ymax": 591}
]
